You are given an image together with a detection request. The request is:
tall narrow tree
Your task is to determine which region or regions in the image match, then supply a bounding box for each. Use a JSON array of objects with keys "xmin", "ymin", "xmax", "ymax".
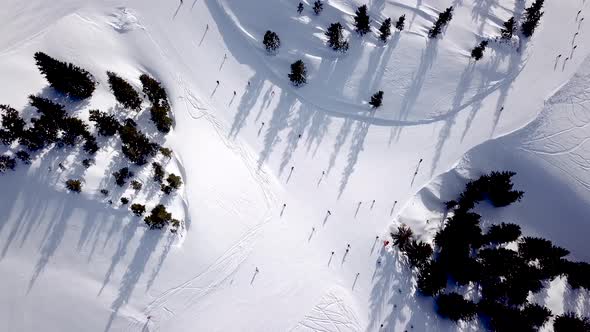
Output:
[
  {"xmin": 313, "ymin": 0, "xmax": 323, "ymax": 15},
  {"xmin": 354, "ymin": 5, "xmax": 371, "ymax": 36},
  {"xmin": 325, "ymin": 22, "xmax": 349, "ymax": 52},
  {"xmin": 379, "ymin": 18, "xmax": 392, "ymax": 42},
  {"xmin": 500, "ymin": 17, "xmax": 516, "ymax": 40},
  {"xmin": 288, "ymin": 60, "xmax": 307, "ymax": 86},
  {"xmin": 396, "ymin": 14, "xmax": 406, "ymax": 31},
  {"xmin": 521, "ymin": 0, "xmax": 544, "ymax": 38}
]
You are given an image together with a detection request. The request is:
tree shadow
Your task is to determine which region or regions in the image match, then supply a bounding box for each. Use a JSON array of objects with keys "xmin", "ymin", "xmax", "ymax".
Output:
[
  {"xmin": 257, "ymin": 90, "xmax": 296, "ymax": 169},
  {"xmin": 326, "ymin": 119, "xmax": 353, "ymax": 176},
  {"xmin": 338, "ymin": 116, "xmax": 373, "ymax": 199},
  {"xmin": 229, "ymin": 73, "xmax": 264, "ymax": 139}
]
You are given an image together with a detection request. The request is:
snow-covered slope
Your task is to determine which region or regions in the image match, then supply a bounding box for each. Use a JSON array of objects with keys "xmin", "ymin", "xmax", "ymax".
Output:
[{"xmin": 0, "ymin": 0, "xmax": 589, "ymax": 331}]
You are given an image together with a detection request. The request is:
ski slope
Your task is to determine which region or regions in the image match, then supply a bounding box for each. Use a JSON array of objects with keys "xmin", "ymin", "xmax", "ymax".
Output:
[{"xmin": 0, "ymin": 0, "xmax": 589, "ymax": 331}]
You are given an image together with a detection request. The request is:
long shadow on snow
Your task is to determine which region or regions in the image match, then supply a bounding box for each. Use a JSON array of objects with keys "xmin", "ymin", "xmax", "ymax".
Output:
[
  {"xmin": 257, "ymin": 89, "xmax": 296, "ymax": 169},
  {"xmin": 229, "ymin": 72, "xmax": 265, "ymax": 139}
]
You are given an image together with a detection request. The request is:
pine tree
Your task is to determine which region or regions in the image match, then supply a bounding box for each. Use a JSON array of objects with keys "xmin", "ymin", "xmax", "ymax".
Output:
[
  {"xmin": 564, "ymin": 261, "xmax": 590, "ymax": 290},
  {"xmin": 553, "ymin": 312, "xmax": 590, "ymax": 332},
  {"xmin": 521, "ymin": 0, "xmax": 544, "ymax": 38},
  {"xmin": 471, "ymin": 40, "xmax": 489, "ymax": 61},
  {"xmin": 378, "ymin": 18, "xmax": 392, "ymax": 42},
  {"xmin": 159, "ymin": 147, "xmax": 173, "ymax": 159},
  {"xmin": 82, "ymin": 158, "xmax": 94, "ymax": 168},
  {"xmin": 325, "ymin": 22, "xmax": 349, "ymax": 52},
  {"xmin": 391, "ymin": 224, "xmax": 413, "ymax": 251},
  {"xmin": 145, "ymin": 204, "xmax": 172, "ymax": 229},
  {"xmin": 120, "ymin": 197, "xmax": 129, "ymax": 205},
  {"xmin": 16, "ymin": 150, "xmax": 31, "ymax": 164},
  {"xmin": 521, "ymin": 303, "xmax": 552, "ymax": 330},
  {"xmin": 152, "ymin": 162, "xmax": 165, "ymax": 183},
  {"xmin": 161, "ymin": 173, "xmax": 183, "ymax": 194},
  {"xmin": 89, "ymin": 110, "xmax": 120, "ymax": 136},
  {"xmin": 353, "ymin": 5, "xmax": 371, "ymax": 36},
  {"xmin": 60, "ymin": 117, "xmax": 89, "ymax": 146},
  {"xmin": 83, "ymin": 135, "xmax": 99, "ymax": 155},
  {"xmin": 0, "ymin": 105, "xmax": 25, "ymax": 145},
  {"xmin": 140, "ymin": 74, "xmax": 168, "ymax": 107},
  {"xmin": 395, "ymin": 14, "xmax": 406, "ymax": 31},
  {"xmin": 297, "ymin": 2, "xmax": 304, "ymax": 14},
  {"xmin": 313, "ymin": 0, "xmax": 323, "ymax": 15},
  {"xmin": 65, "ymin": 179, "xmax": 82, "ymax": 192},
  {"xmin": 369, "ymin": 91, "xmax": 384, "ymax": 108},
  {"xmin": 34, "ymin": 52, "xmax": 96, "ymax": 99},
  {"xmin": 119, "ymin": 122, "xmax": 159, "ymax": 165},
  {"xmin": 416, "ymin": 261, "xmax": 446, "ymax": 296},
  {"xmin": 107, "ymin": 72, "xmax": 142, "ymax": 111},
  {"xmin": 0, "ymin": 155, "xmax": 16, "ymax": 173},
  {"xmin": 288, "ymin": 60, "xmax": 307, "ymax": 87},
  {"xmin": 500, "ymin": 17, "xmax": 516, "ymax": 40},
  {"xmin": 435, "ymin": 292, "xmax": 477, "ymax": 322},
  {"xmin": 405, "ymin": 240, "xmax": 433, "ymax": 268},
  {"xmin": 150, "ymin": 105, "xmax": 173, "ymax": 133},
  {"xmin": 131, "ymin": 180, "xmax": 143, "ymax": 191},
  {"xmin": 263, "ymin": 31, "xmax": 281, "ymax": 54},
  {"xmin": 429, "ymin": 7, "xmax": 454, "ymax": 39},
  {"xmin": 484, "ymin": 222, "xmax": 521, "ymax": 245}
]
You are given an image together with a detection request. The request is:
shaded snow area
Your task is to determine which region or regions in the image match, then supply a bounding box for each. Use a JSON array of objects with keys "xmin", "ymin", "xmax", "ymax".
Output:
[{"xmin": 0, "ymin": 0, "xmax": 589, "ymax": 331}]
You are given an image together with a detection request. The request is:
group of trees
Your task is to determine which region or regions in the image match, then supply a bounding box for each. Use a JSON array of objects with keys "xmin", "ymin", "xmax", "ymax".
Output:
[
  {"xmin": 389, "ymin": 171, "xmax": 590, "ymax": 330},
  {"xmin": 0, "ymin": 52, "xmax": 183, "ymax": 232}
]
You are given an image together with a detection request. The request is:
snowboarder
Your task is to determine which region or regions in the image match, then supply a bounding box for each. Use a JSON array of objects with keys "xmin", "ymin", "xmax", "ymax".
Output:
[
  {"xmin": 255, "ymin": 267, "xmax": 259, "ymax": 273},
  {"xmin": 574, "ymin": 45, "xmax": 578, "ymax": 50},
  {"xmin": 233, "ymin": 91, "xmax": 236, "ymax": 96},
  {"xmin": 419, "ymin": 158, "xmax": 423, "ymax": 163},
  {"xmin": 500, "ymin": 106, "xmax": 504, "ymax": 112},
  {"xmin": 216, "ymin": 80, "xmax": 220, "ymax": 85},
  {"xmin": 557, "ymin": 54, "xmax": 562, "ymax": 58},
  {"xmin": 376, "ymin": 235, "xmax": 379, "ymax": 239},
  {"xmin": 347, "ymin": 244, "xmax": 350, "ymax": 248},
  {"xmin": 291, "ymin": 166, "xmax": 294, "ymax": 171},
  {"xmin": 283, "ymin": 203, "xmax": 287, "ymax": 208},
  {"xmin": 331, "ymin": 251, "xmax": 334, "ymax": 255},
  {"xmin": 327, "ymin": 210, "xmax": 331, "ymax": 215}
]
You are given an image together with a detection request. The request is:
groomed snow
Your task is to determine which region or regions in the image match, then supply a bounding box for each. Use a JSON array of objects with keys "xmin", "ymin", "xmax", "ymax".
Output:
[{"xmin": 0, "ymin": 0, "xmax": 589, "ymax": 331}]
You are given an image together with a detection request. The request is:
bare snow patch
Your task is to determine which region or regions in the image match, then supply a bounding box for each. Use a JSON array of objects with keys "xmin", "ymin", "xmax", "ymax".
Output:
[{"xmin": 108, "ymin": 8, "xmax": 143, "ymax": 33}]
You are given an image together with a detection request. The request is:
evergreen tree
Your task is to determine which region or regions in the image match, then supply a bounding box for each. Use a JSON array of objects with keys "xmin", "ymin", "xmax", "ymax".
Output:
[
  {"xmin": 518, "ymin": 237, "xmax": 569, "ymax": 263},
  {"xmin": 522, "ymin": 303, "xmax": 552, "ymax": 330},
  {"xmin": 484, "ymin": 222, "xmax": 521, "ymax": 245},
  {"xmin": 140, "ymin": 74, "xmax": 168, "ymax": 107},
  {"xmin": 288, "ymin": 60, "xmax": 307, "ymax": 87},
  {"xmin": 416, "ymin": 261, "xmax": 446, "ymax": 296},
  {"xmin": 131, "ymin": 203, "xmax": 146, "ymax": 216},
  {"xmin": 391, "ymin": 224, "xmax": 413, "ymax": 251},
  {"xmin": 313, "ymin": 0, "xmax": 323, "ymax": 15},
  {"xmin": 120, "ymin": 197, "xmax": 129, "ymax": 205},
  {"xmin": 263, "ymin": 31, "xmax": 281, "ymax": 54},
  {"xmin": 500, "ymin": 17, "xmax": 516, "ymax": 40},
  {"xmin": 83, "ymin": 135, "xmax": 99, "ymax": 154},
  {"xmin": 325, "ymin": 22, "xmax": 349, "ymax": 52},
  {"xmin": 150, "ymin": 105, "xmax": 173, "ymax": 133},
  {"xmin": 553, "ymin": 312, "xmax": 590, "ymax": 332},
  {"xmin": 378, "ymin": 18, "xmax": 392, "ymax": 42},
  {"xmin": 564, "ymin": 261, "xmax": 590, "ymax": 290},
  {"xmin": 435, "ymin": 292, "xmax": 477, "ymax": 322},
  {"xmin": 145, "ymin": 204, "xmax": 172, "ymax": 229},
  {"xmin": 353, "ymin": 5, "xmax": 371, "ymax": 36},
  {"xmin": 119, "ymin": 122, "xmax": 159, "ymax": 165},
  {"xmin": 89, "ymin": 110, "xmax": 120, "ymax": 136},
  {"xmin": 471, "ymin": 40, "xmax": 489, "ymax": 61},
  {"xmin": 429, "ymin": 7, "xmax": 454, "ymax": 39},
  {"xmin": 0, "ymin": 155, "xmax": 16, "ymax": 173},
  {"xmin": 159, "ymin": 147, "xmax": 173, "ymax": 159},
  {"xmin": 131, "ymin": 180, "xmax": 143, "ymax": 191},
  {"xmin": 485, "ymin": 171, "xmax": 524, "ymax": 206},
  {"xmin": 107, "ymin": 71, "xmax": 142, "ymax": 111},
  {"xmin": 65, "ymin": 179, "xmax": 82, "ymax": 192},
  {"xmin": 23, "ymin": 96, "xmax": 68, "ymax": 150},
  {"xmin": 113, "ymin": 167, "xmax": 134, "ymax": 186},
  {"xmin": 60, "ymin": 117, "xmax": 89, "ymax": 146},
  {"xmin": 369, "ymin": 91, "xmax": 384, "ymax": 108},
  {"xmin": 16, "ymin": 150, "xmax": 31, "ymax": 164},
  {"xmin": 395, "ymin": 14, "xmax": 406, "ymax": 31},
  {"xmin": 82, "ymin": 158, "xmax": 94, "ymax": 168},
  {"xmin": 521, "ymin": 0, "xmax": 544, "ymax": 38},
  {"xmin": 405, "ymin": 239, "xmax": 433, "ymax": 268},
  {"xmin": 297, "ymin": 2, "xmax": 304, "ymax": 14},
  {"xmin": 152, "ymin": 162, "xmax": 165, "ymax": 183},
  {"xmin": 34, "ymin": 52, "xmax": 96, "ymax": 99},
  {"xmin": 0, "ymin": 105, "xmax": 25, "ymax": 145}
]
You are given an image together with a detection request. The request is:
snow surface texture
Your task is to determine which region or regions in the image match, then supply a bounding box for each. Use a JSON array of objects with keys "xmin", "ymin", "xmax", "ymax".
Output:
[{"xmin": 0, "ymin": 0, "xmax": 589, "ymax": 331}]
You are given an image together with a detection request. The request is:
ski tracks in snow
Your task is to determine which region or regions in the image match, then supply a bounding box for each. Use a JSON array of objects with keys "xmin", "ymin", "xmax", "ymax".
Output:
[{"xmin": 289, "ymin": 289, "xmax": 362, "ymax": 332}]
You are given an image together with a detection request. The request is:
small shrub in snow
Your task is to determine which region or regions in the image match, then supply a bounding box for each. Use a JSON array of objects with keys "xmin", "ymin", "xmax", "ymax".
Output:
[
  {"xmin": 312, "ymin": 0, "xmax": 323, "ymax": 15},
  {"xmin": 34, "ymin": 52, "xmax": 96, "ymax": 99},
  {"xmin": 131, "ymin": 180, "xmax": 143, "ymax": 191},
  {"xmin": 159, "ymin": 147, "xmax": 173, "ymax": 159},
  {"xmin": 100, "ymin": 189, "xmax": 109, "ymax": 196},
  {"xmin": 113, "ymin": 167, "xmax": 134, "ymax": 186},
  {"xmin": 161, "ymin": 173, "xmax": 183, "ymax": 195},
  {"xmin": 297, "ymin": 2, "xmax": 304, "ymax": 15},
  {"xmin": 288, "ymin": 60, "xmax": 307, "ymax": 87},
  {"xmin": 120, "ymin": 197, "xmax": 129, "ymax": 205},
  {"xmin": 263, "ymin": 31, "xmax": 281, "ymax": 54},
  {"xmin": 131, "ymin": 203, "xmax": 146, "ymax": 216},
  {"xmin": 66, "ymin": 179, "xmax": 82, "ymax": 192},
  {"xmin": 145, "ymin": 204, "xmax": 172, "ymax": 229},
  {"xmin": 107, "ymin": 71, "xmax": 142, "ymax": 111},
  {"xmin": 353, "ymin": 5, "xmax": 371, "ymax": 36},
  {"xmin": 471, "ymin": 40, "xmax": 489, "ymax": 61},
  {"xmin": 82, "ymin": 158, "xmax": 94, "ymax": 168},
  {"xmin": 378, "ymin": 18, "xmax": 392, "ymax": 42},
  {"xmin": 369, "ymin": 91, "xmax": 384, "ymax": 108}
]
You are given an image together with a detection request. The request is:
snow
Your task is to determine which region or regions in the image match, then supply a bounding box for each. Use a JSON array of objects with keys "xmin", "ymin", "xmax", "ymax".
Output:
[{"xmin": 0, "ymin": 0, "xmax": 589, "ymax": 331}]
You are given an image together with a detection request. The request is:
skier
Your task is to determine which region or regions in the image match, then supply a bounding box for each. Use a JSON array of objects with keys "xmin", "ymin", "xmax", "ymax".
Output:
[
  {"xmin": 419, "ymin": 158, "xmax": 423, "ymax": 163},
  {"xmin": 271, "ymin": 90, "xmax": 275, "ymax": 97},
  {"xmin": 216, "ymin": 80, "xmax": 220, "ymax": 85},
  {"xmin": 384, "ymin": 240, "xmax": 390, "ymax": 247},
  {"xmin": 233, "ymin": 91, "xmax": 236, "ymax": 96},
  {"xmin": 327, "ymin": 210, "xmax": 331, "ymax": 215},
  {"xmin": 283, "ymin": 203, "xmax": 287, "ymax": 208},
  {"xmin": 255, "ymin": 267, "xmax": 259, "ymax": 273},
  {"xmin": 377, "ymin": 259, "xmax": 381, "ymax": 265},
  {"xmin": 574, "ymin": 45, "xmax": 578, "ymax": 50},
  {"xmin": 331, "ymin": 251, "xmax": 334, "ymax": 255},
  {"xmin": 291, "ymin": 166, "xmax": 294, "ymax": 171}
]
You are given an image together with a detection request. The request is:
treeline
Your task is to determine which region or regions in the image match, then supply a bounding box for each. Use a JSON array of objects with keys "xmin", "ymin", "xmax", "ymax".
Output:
[
  {"xmin": 0, "ymin": 52, "xmax": 182, "ymax": 232},
  {"xmin": 389, "ymin": 171, "xmax": 590, "ymax": 331}
]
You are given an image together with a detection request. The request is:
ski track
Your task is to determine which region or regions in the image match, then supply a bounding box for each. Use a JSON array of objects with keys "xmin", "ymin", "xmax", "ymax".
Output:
[{"xmin": 289, "ymin": 291, "xmax": 361, "ymax": 332}]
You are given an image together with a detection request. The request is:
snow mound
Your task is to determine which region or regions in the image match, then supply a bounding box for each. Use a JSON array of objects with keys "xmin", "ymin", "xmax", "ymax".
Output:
[{"xmin": 108, "ymin": 8, "xmax": 143, "ymax": 33}]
